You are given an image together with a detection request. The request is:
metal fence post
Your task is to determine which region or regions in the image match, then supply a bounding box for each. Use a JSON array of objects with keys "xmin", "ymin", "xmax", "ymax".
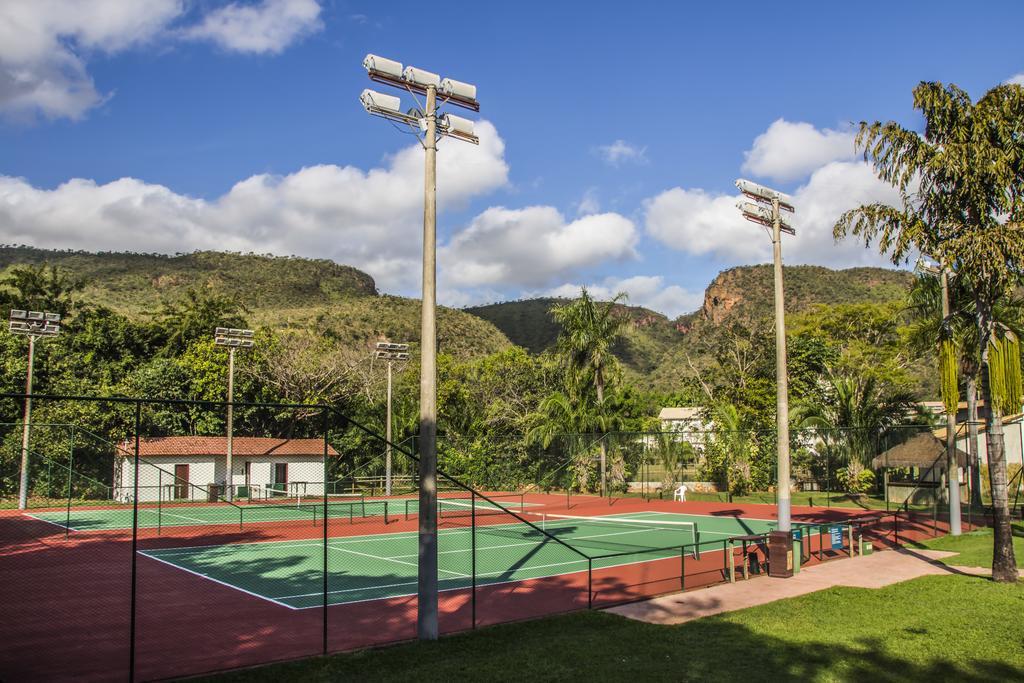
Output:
[
  {"xmin": 64, "ymin": 426, "xmax": 75, "ymax": 539},
  {"xmin": 129, "ymin": 400, "xmax": 141, "ymax": 683},
  {"xmin": 471, "ymin": 492, "xmax": 477, "ymax": 629},
  {"xmin": 322, "ymin": 409, "xmax": 329, "ymax": 656},
  {"xmin": 587, "ymin": 558, "xmax": 593, "ymax": 609}
]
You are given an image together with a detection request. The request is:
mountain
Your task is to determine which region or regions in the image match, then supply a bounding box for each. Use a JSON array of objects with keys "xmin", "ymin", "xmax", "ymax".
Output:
[
  {"xmin": 464, "ymin": 265, "xmax": 916, "ymax": 391},
  {"xmin": 0, "ymin": 246, "xmax": 512, "ymax": 359}
]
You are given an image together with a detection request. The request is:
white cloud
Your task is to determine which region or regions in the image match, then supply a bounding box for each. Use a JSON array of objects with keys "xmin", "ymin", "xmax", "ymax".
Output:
[
  {"xmin": 644, "ymin": 187, "xmax": 766, "ymax": 261},
  {"xmin": 0, "ymin": 121, "xmax": 509, "ymax": 292},
  {"xmin": 0, "ymin": 0, "xmax": 323, "ymax": 121},
  {"xmin": 184, "ymin": 0, "xmax": 322, "ymax": 54},
  {"xmin": 0, "ymin": 0, "xmax": 183, "ymax": 120},
  {"xmin": 645, "ymin": 120, "xmax": 904, "ymax": 268},
  {"xmin": 1006, "ymin": 73, "xmax": 1024, "ymax": 86},
  {"xmin": 742, "ymin": 119, "xmax": 857, "ymax": 182},
  {"xmin": 544, "ymin": 275, "xmax": 702, "ymax": 318},
  {"xmin": 644, "ymin": 159, "xmax": 902, "ymax": 268},
  {"xmin": 441, "ymin": 207, "xmax": 638, "ymax": 290},
  {"xmin": 576, "ymin": 187, "xmax": 600, "ymax": 216},
  {"xmin": 596, "ymin": 140, "xmax": 647, "ymax": 166}
]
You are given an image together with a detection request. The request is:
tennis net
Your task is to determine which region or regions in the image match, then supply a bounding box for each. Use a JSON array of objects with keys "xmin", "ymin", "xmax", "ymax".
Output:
[{"xmin": 521, "ymin": 512, "xmax": 701, "ymax": 558}]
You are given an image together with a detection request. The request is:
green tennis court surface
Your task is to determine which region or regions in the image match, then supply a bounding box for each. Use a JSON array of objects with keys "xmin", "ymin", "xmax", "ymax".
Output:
[
  {"xmin": 139, "ymin": 511, "xmax": 780, "ymax": 609},
  {"xmin": 25, "ymin": 497, "xmax": 531, "ymax": 531}
]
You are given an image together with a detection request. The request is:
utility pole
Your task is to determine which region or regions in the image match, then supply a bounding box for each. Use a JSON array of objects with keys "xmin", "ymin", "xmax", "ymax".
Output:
[
  {"xmin": 361, "ymin": 54, "xmax": 479, "ymax": 640},
  {"xmin": 215, "ymin": 328, "xmax": 255, "ymax": 501},
  {"xmin": 10, "ymin": 310, "xmax": 61, "ymax": 511},
  {"xmin": 374, "ymin": 342, "xmax": 410, "ymax": 496},
  {"xmin": 736, "ymin": 180, "xmax": 796, "ymax": 534}
]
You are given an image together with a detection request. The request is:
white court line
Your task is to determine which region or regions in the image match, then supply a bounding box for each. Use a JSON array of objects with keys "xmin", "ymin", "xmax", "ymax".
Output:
[
  {"xmin": 138, "ymin": 550, "xmax": 298, "ymax": 610},
  {"xmin": 23, "ymin": 512, "xmax": 77, "ymax": 532},
  {"xmin": 326, "ymin": 544, "xmax": 470, "ymax": 580}
]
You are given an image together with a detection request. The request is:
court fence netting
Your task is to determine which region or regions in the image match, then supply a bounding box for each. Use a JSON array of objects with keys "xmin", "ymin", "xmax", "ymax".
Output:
[{"xmin": 0, "ymin": 393, "xmax": 955, "ymax": 682}]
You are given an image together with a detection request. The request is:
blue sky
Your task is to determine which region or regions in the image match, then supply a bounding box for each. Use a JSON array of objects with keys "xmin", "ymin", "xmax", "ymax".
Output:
[{"xmin": 1, "ymin": 0, "xmax": 1022, "ymax": 317}]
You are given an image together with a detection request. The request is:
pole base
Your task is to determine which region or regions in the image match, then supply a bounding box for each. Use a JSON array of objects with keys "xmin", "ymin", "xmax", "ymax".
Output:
[{"xmin": 767, "ymin": 530, "xmax": 794, "ymax": 578}]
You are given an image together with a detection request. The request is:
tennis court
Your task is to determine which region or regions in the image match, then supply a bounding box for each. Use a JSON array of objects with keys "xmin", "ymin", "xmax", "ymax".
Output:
[
  {"xmin": 138, "ymin": 510, "xmax": 779, "ymax": 609},
  {"xmin": 25, "ymin": 495, "xmax": 531, "ymax": 531}
]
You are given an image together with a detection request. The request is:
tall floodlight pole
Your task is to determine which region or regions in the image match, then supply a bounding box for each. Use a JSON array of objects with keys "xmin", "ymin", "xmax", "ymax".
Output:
[
  {"xmin": 736, "ymin": 180, "xmax": 796, "ymax": 535},
  {"xmin": 918, "ymin": 259, "xmax": 962, "ymax": 535},
  {"xmin": 374, "ymin": 342, "xmax": 410, "ymax": 496},
  {"xmin": 10, "ymin": 310, "xmax": 61, "ymax": 510},
  {"xmin": 215, "ymin": 328, "xmax": 255, "ymax": 501},
  {"xmin": 361, "ymin": 54, "xmax": 480, "ymax": 641}
]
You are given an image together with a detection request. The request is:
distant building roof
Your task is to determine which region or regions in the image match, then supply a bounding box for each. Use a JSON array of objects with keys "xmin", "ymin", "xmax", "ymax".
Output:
[
  {"xmin": 659, "ymin": 407, "xmax": 702, "ymax": 421},
  {"xmin": 125, "ymin": 436, "xmax": 339, "ymax": 458},
  {"xmin": 872, "ymin": 432, "xmax": 968, "ymax": 469}
]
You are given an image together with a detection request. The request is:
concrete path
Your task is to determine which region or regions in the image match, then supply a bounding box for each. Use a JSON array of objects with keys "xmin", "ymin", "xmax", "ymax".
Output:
[{"xmin": 606, "ymin": 548, "xmax": 990, "ymax": 625}]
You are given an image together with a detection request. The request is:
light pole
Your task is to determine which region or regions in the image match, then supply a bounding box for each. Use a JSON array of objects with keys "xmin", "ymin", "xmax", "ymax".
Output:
[
  {"xmin": 918, "ymin": 259, "xmax": 962, "ymax": 535},
  {"xmin": 736, "ymin": 179, "xmax": 795, "ymax": 535},
  {"xmin": 361, "ymin": 53, "xmax": 480, "ymax": 641},
  {"xmin": 10, "ymin": 310, "xmax": 61, "ymax": 510},
  {"xmin": 373, "ymin": 341, "xmax": 410, "ymax": 496},
  {"xmin": 214, "ymin": 327, "xmax": 255, "ymax": 501}
]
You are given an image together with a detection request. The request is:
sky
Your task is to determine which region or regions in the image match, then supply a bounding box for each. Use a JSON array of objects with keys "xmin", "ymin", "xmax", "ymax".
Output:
[{"xmin": 0, "ymin": 0, "xmax": 1022, "ymax": 319}]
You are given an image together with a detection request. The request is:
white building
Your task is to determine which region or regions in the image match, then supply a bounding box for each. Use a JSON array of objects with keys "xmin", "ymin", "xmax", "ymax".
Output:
[
  {"xmin": 114, "ymin": 436, "xmax": 339, "ymax": 502},
  {"xmin": 951, "ymin": 412, "xmax": 1024, "ymax": 468}
]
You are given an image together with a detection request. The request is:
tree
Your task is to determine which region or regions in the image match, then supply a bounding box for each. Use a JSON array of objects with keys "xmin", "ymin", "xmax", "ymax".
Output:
[
  {"xmin": 794, "ymin": 374, "xmax": 918, "ymax": 494},
  {"xmin": 550, "ymin": 289, "xmax": 628, "ymax": 496},
  {"xmin": 0, "ymin": 263, "xmax": 82, "ymax": 316},
  {"xmin": 156, "ymin": 288, "xmax": 248, "ymax": 354},
  {"xmin": 834, "ymin": 81, "xmax": 1024, "ymax": 581}
]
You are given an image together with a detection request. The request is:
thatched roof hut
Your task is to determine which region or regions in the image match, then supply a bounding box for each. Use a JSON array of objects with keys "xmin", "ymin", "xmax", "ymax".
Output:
[{"xmin": 872, "ymin": 432, "xmax": 969, "ymax": 469}]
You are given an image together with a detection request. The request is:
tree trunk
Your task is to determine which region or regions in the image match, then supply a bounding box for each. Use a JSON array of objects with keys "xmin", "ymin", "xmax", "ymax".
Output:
[
  {"xmin": 596, "ymin": 370, "xmax": 607, "ymax": 498},
  {"xmin": 978, "ymin": 307, "xmax": 1019, "ymax": 582},
  {"xmin": 966, "ymin": 377, "xmax": 983, "ymax": 507}
]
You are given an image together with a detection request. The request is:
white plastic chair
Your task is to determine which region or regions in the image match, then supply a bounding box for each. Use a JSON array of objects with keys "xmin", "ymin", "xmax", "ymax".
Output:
[{"xmin": 673, "ymin": 484, "xmax": 687, "ymax": 502}]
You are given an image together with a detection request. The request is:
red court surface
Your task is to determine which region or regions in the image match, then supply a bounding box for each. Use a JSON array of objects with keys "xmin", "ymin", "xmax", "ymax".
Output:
[{"xmin": 0, "ymin": 494, "xmax": 958, "ymax": 681}]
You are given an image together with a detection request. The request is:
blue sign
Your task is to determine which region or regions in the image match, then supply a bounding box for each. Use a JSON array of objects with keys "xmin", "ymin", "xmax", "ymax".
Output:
[
  {"xmin": 793, "ymin": 528, "xmax": 802, "ymax": 541},
  {"xmin": 830, "ymin": 526, "xmax": 844, "ymax": 549}
]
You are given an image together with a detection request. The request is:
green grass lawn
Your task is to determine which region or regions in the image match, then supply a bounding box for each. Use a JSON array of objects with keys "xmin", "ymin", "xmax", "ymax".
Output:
[
  {"xmin": 913, "ymin": 522, "xmax": 1024, "ymax": 568},
  {"xmin": 200, "ymin": 574, "xmax": 1023, "ymax": 682}
]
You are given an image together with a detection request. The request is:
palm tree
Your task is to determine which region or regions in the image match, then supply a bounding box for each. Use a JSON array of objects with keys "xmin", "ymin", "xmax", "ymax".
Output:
[
  {"xmin": 834, "ymin": 81, "xmax": 1024, "ymax": 581},
  {"xmin": 794, "ymin": 374, "xmax": 918, "ymax": 469},
  {"xmin": 711, "ymin": 402, "xmax": 751, "ymax": 497},
  {"xmin": 550, "ymin": 288, "xmax": 628, "ymax": 496},
  {"xmin": 526, "ymin": 391, "xmax": 609, "ymax": 492},
  {"xmin": 906, "ymin": 274, "xmax": 1024, "ymax": 506}
]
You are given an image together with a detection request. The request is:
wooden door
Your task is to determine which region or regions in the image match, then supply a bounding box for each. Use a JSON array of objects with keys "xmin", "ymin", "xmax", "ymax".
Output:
[
  {"xmin": 173, "ymin": 464, "xmax": 189, "ymax": 499},
  {"xmin": 273, "ymin": 462, "xmax": 288, "ymax": 491}
]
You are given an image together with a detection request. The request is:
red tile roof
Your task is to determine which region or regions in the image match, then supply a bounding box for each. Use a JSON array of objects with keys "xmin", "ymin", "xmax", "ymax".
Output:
[{"xmin": 128, "ymin": 436, "xmax": 339, "ymax": 457}]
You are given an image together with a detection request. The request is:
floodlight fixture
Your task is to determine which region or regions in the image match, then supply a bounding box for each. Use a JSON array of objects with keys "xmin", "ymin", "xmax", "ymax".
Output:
[
  {"xmin": 735, "ymin": 178, "xmax": 795, "ymax": 212},
  {"xmin": 737, "ymin": 201, "xmax": 795, "ymax": 235},
  {"xmin": 214, "ymin": 327, "xmax": 255, "ymax": 348},
  {"xmin": 362, "ymin": 53, "xmax": 480, "ymax": 112},
  {"xmin": 403, "ymin": 65, "xmax": 441, "ymax": 89},
  {"xmin": 915, "ymin": 257, "xmax": 942, "ymax": 276},
  {"xmin": 440, "ymin": 113, "xmax": 478, "ymax": 143},
  {"xmin": 375, "ymin": 341, "xmax": 410, "ymax": 361},
  {"xmin": 362, "ymin": 54, "xmax": 404, "ymax": 80},
  {"xmin": 9, "ymin": 310, "xmax": 61, "ymax": 337}
]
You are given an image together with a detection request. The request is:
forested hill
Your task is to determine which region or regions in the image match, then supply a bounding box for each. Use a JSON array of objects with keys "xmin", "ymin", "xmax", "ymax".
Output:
[
  {"xmin": 683, "ymin": 265, "xmax": 913, "ymax": 330},
  {"xmin": 0, "ymin": 246, "xmax": 513, "ymax": 359},
  {"xmin": 0, "ymin": 246, "xmax": 377, "ymax": 313}
]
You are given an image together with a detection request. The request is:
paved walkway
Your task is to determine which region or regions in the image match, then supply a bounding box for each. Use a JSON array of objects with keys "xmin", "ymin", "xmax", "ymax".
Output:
[{"xmin": 606, "ymin": 549, "xmax": 990, "ymax": 625}]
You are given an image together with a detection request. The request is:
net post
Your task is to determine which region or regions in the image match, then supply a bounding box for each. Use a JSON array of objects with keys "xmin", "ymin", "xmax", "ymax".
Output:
[
  {"xmin": 349, "ymin": 502, "xmax": 353, "ymax": 525},
  {"xmin": 587, "ymin": 557, "xmax": 593, "ymax": 609},
  {"xmin": 680, "ymin": 546, "xmax": 685, "ymax": 590},
  {"xmin": 693, "ymin": 526, "xmax": 701, "ymax": 560},
  {"xmin": 157, "ymin": 468, "xmax": 162, "ymax": 536},
  {"xmin": 384, "ymin": 500, "xmax": 389, "ymax": 525},
  {"xmin": 471, "ymin": 491, "xmax": 477, "ymax": 629}
]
